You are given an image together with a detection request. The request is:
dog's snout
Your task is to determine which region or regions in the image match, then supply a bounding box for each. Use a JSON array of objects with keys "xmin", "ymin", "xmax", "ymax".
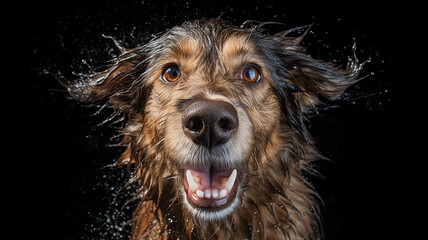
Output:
[{"xmin": 182, "ymin": 101, "xmax": 238, "ymax": 149}]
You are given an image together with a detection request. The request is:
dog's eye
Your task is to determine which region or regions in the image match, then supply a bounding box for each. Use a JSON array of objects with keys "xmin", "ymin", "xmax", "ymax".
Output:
[
  {"xmin": 162, "ymin": 65, "xmax": 181, "ymax": 82},
  {"xmin": 241, "ymin": 66, "xmax": 261, "ymax": 83}
]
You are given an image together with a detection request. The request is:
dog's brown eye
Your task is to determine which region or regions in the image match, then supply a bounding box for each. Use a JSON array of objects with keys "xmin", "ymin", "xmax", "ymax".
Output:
[
  {"xmin": 162, "ymin": 65, "xmax": 181, "ymax": 82},
  {"xmin": 241, "ymin": 66, "xmax": 261, "ymax": 83}
]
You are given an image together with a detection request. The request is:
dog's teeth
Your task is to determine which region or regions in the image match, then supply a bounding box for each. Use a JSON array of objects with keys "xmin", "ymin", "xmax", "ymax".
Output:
[
  {"xmin": 187, "ymin": 169, "xmax": 236, "ymax": 199},
  {"xmin": 212, "ymin": 189, "xmax": 219, "ymax": 198},
  {"xmin": 225, "ymin": 169, "xmax": 237, "ymax": 191},
  {"xmin": 219, "ymin": 189, "xmax": 227, "ymax": 198},
  {"xmin": 204, "ymin": 189, "xmax": 211, "ymax": 199},
  {"xmin": 186, "ymin": 170, "xmax": 198, "ymax": 192},
  {"xmin": 196, "ymin": 189, "xmax": 204, "ymax": 198}
]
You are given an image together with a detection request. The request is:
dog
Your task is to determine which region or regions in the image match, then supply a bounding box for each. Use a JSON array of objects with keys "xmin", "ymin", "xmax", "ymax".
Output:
[{"xmin": 66, "ymin": 18, "xmax": 363, "ymax": 239}]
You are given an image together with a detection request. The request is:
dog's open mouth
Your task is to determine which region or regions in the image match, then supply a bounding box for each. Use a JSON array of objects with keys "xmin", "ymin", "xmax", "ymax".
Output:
[{"xmin": 183, "ymin": 165, "xmax": 238, "ymax": 209}]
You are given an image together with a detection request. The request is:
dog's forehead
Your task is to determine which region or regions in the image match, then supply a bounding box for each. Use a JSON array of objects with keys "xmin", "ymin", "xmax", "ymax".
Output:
[
  {"xmin": 219, "ymin": 34, "xmax": 255, "ymax": 59},
  {"xmin": 171, "ymin": 32, "xmax": 253, "ymax": 55},
  {"xmin": 164, "ymin": 31, "xmax": 261, "ymax": 71},
  {"xmin": 173, "ymin": 37, "xmax": 201, "ymax": 57}
]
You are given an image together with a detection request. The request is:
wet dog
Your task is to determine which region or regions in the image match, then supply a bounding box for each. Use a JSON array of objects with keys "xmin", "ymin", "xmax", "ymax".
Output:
[{"xmin": 66, "ymin": 18, "xmax": 363, "ymax": 239}]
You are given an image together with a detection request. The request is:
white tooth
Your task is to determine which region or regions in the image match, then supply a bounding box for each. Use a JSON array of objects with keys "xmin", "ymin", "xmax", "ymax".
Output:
[
  {"xmin": 186, "ymin": 170, "xmax": 198, "ymax": 192},
  {"xmin": 225, "ymin": 169, "xmax": 237, "ymax": 191},
  {"xmin": 219, "ymin": 189, "xmax": 227, "ymax": 198},
  {"xmin": 205, "ymin": 189, "xmax": 211, "ymax": 199},
  {"xmin": 212, "ymin": 189, "xmax": 219, "ymax": 198},
  {"xmin": 196, "ymin": 190, "xmax": 204, "ymax": 198}
]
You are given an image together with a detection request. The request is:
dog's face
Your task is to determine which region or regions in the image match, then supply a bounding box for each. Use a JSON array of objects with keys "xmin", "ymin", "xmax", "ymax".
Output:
[
  {"xmin": 145, "ymin": 32, "xmax": 283, "ymax": 220},
  {"xmin": 67, "ymin": 19, "xmax": 362, "ymax": 238}
]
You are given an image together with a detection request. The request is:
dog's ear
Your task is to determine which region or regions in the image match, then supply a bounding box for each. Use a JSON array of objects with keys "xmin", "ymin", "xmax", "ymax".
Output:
[
  {"xmin": 286, "ymin": 51, "xmax": 362, "ymax": 111},
  {"xmin": 65, "ymin": 47, "xmax": 147, "ymax": 113},
  {"xmin": 279, "ymin": 42, "xmax": 363, "ymax": 111},
  {"xmin": 271, "ymin": 29, "xmax": 364, "ymax": 111}
]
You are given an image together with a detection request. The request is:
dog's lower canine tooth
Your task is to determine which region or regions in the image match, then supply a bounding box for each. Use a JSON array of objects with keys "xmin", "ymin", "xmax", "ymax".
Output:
[
  {"xmin": 225, "ymin": 169, "xmax": 237, "ymax": 191},
  {"xmin": 186, "ymin": 170, "xmax": 198, "ymax": 192}
]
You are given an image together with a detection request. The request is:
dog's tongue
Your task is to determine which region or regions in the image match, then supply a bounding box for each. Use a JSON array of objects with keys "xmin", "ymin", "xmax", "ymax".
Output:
[
  {"xmin": 189, "ymin": 166, "xmax": 233, "ymax": 190},
  {"xmin": 185, "ymin": 166, "xmax": 237, "ymax": 205}
]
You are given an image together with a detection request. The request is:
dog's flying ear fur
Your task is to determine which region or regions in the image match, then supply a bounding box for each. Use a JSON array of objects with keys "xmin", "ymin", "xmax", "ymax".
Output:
[
  {"xmin": 66, "ymin": 45, "xmax": 147, "ymax": 114},
  {"xmin": 289, "ymin": 49, "xmax": 362, "ymax": 111},
  {"xmin": 272, "ymin": 29, "xmax": 364, "ymax": 111}
]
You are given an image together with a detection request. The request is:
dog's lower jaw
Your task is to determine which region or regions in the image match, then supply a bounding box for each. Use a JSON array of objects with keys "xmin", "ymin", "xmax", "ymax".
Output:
[{"xmin": 181, "ymin": 186, "xmax": 242, "ymax": 221}]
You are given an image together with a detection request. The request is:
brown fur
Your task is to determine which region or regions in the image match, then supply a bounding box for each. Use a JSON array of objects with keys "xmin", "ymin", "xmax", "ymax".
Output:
[{"xmin": 66, "ymin": 19, "xmax": 363, "ymax": 239}]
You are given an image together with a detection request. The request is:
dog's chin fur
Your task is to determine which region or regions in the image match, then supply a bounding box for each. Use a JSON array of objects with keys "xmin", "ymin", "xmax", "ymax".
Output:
[{"xmin": 65, "ymin": 18, "xmax": 363, "ymax": 239}]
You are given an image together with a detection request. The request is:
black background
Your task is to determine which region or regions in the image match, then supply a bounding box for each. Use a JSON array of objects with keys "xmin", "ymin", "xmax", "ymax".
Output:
[{"xmin": 17, "ymin": 0, "xmax": 400, "ymax": 239}]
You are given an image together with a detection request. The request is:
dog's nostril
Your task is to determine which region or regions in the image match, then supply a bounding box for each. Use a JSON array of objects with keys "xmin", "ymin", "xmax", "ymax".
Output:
[
  {"xmin": 218, "ymin": 118, "xmax": 236, "ymax": 132},
  {"xmin": 182, "ymin": 100, "xmax": 239, "ymax": 149},
  {"xmin": 186, "ymin": 117, "xmax": 204, "ymax": 132}
]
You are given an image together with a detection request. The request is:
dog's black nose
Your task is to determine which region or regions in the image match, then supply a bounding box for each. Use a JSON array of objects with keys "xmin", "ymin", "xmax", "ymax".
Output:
[{"xmin": 182, "ymin": 101, "xmax": 239, "ymax": 149}]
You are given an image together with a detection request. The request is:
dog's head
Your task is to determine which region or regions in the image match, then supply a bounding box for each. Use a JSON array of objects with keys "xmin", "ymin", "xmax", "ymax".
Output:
[{"xmin": 67, "ymin": 19, "xmax": 362, "ymax": 238}]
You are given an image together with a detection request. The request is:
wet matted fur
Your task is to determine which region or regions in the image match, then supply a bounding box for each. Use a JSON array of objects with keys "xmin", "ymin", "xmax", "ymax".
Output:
[{"xmin": 65, "ymin": 18, "xmax": 363, "ymax": 239}]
